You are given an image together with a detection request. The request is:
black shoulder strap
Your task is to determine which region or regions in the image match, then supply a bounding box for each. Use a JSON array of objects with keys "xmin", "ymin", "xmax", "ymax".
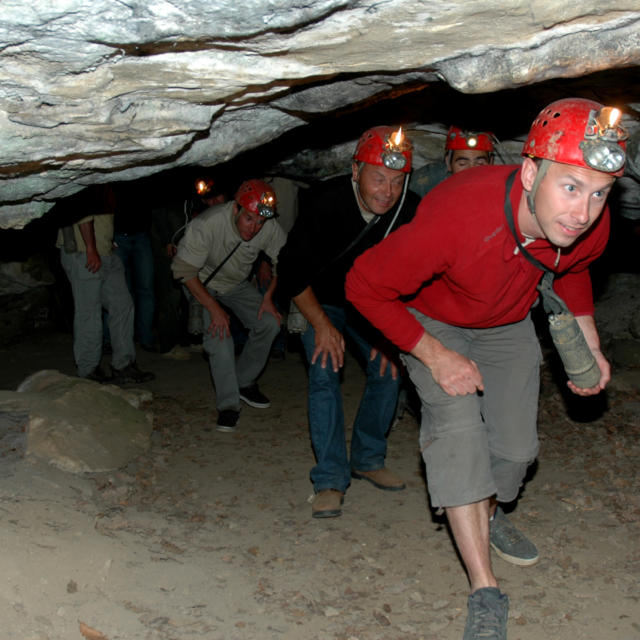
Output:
[
  {"xmin": 504, "ymin": 170, "xmax": 550, "ymax": 274},
  {"xmin": 203, "ymin": 241, "xmax": 241, "ymax": 288}
]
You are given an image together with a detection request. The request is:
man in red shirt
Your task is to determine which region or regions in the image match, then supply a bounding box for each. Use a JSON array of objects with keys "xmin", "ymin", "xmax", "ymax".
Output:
[{"xmin": 346, "ymin": 98, "xmax": 628, "ymax": 640}]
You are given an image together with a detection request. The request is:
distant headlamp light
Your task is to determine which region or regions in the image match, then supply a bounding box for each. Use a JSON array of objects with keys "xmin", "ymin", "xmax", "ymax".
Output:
[
  {"xmin": 381, "ymin": 127, "xmax": 411, "ymax": 171},
  {"xmin": 195, "ymin": 178, "xmax": 215, "ymax": 197},
  {"xmin": 580, "ymin": 107, "xmax": 627, "ymax": 173},
  {"xmin": 257, "ymin": 192, "xmax": 276, "ymax": 218}
]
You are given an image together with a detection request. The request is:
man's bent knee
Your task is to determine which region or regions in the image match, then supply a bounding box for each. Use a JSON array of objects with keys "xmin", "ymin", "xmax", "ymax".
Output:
[{"xmin": 492, "ymin": 456, "xmax": 536, "ymax": 504}]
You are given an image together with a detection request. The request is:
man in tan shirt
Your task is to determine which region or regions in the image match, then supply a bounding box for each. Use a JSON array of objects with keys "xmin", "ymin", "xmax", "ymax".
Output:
[{"xmin": 172, "ymin": 179, "xmax": 287, "ymax": 432}]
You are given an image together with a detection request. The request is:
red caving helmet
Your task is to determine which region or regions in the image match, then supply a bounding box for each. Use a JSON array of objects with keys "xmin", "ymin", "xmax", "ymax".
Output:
[
  {"xmin": 445, "ymin": 126, "xmax": 495, "ymax": 152},
  {"xmin": 234, "ymin": 179, "xmax": 277, "ymax": 218},
  {"xmin": 353, "ymin": 125, "xmax": 413, "ymax": 173},
  {"xmin": 522, "ymin": 97, "xmax": 627, "ymax": 177}
]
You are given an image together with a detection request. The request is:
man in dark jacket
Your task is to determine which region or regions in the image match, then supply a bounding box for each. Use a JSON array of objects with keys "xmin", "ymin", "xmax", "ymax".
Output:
[{"xmin": 277, "ymin": 125, "xmax": 420, "ymax": 518}]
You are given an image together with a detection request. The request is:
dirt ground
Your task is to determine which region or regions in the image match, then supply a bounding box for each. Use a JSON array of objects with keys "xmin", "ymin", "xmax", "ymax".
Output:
[{"xmin": 0, "ymin": 329, "xmax": 639, "ymax": 640}]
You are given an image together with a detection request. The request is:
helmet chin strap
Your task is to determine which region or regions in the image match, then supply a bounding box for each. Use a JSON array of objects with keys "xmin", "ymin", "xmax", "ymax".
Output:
[{"xmin": 525, "ymin": 158, "xmax": 551, "ymax": 221}]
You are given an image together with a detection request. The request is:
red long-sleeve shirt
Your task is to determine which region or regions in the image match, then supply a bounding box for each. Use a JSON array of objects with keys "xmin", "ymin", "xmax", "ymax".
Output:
[{"xmin": 345, "ymin": 165, "xmax": 609, "ymax": 353}]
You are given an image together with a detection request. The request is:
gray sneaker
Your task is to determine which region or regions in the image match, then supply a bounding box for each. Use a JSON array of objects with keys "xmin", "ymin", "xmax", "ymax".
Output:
[
  {"xmin": 490, "ymin": 506, "xmax": 539, "ymax": 566},
  {"xmin": 463, "ymin": 587, "xmax": 509, "ymax": 640}
]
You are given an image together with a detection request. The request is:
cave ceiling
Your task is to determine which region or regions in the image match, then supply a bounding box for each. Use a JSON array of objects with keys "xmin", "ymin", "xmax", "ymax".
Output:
[{"xmin": 1, "ymin": 0, "xmax": 640, "ymax": 228}]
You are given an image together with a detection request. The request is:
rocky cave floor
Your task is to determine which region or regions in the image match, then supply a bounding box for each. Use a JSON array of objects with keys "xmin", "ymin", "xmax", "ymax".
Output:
[{"xmin": 0, "ymin": 329, "xmax": 639, "ymax": 640}]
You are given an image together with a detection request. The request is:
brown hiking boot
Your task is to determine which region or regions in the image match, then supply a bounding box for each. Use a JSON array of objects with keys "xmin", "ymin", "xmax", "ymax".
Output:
[
  {"xmin": 351, "ymin": 467, "xmax": 406, "ymax": 491},
  {"xmin": 312, "ymin": 490, "xmax": 344, "ymax": 518}
]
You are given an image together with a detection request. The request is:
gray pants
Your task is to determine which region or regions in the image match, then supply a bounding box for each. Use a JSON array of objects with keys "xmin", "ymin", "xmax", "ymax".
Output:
[
  {"xmin": 202, "ymin": 280, "xmax": 279, "ymax": 411},
  {"xmin": 60, "ymin": 250, "xmax": 135, "ymax": 377},
  {"xmin": 402, "ymin": 310, "xmax": 541, "ymax": 508}
]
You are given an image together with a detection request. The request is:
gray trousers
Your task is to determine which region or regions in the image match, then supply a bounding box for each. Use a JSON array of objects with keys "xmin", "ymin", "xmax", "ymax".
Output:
[
  {"xmin": 202, "ymin": 280, "xmax": 279, "ymax": 411},
  {"xmin": 402, "ymin": 310, "xmax": 541, "ymax": 508},
  {"xmin": 60, "ymin": 250, "xmax": 135, "ymax": 376}
]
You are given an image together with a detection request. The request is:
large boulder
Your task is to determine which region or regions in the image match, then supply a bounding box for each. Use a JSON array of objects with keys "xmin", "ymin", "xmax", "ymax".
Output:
[{"xmin": 0, "ymin": 370, "xmax": 153, "ymax": 473}]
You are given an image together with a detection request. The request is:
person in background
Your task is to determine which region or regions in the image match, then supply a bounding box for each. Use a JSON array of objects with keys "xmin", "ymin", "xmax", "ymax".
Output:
[
  {"xmin": 105, "ymin": 179, "xmax": 157, "ymax": 352},
  {"xmin": 409, "ymin": 126, "xmax": 495, "ymax": 198},
  {"xmin": 57, "ymin": 184, "xmax": 155, "ymax": 385}
]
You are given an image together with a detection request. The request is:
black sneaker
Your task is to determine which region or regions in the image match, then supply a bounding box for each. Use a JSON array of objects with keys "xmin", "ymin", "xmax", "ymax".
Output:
[
  {"xmin": 239, "ymin": 384, "xmax": 270, "ymax": 409},
  {"xmin": 217, "ymin": 409, "xmax": 239, "ymax": 433},
  {"xmin": 83, "ymin": 366, "xmax": 111, "ymax": 384},
  {"xmin": 110, "ymin": 362, "xmax": 155, "ymax": 385}
]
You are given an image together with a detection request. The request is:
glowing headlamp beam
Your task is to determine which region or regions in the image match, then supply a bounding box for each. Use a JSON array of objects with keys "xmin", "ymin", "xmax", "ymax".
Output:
[
  {"xmin": 595, "ymin": 107, "xmax": 622, "ymax": 133},
  {"xmin": 392, "ymin": 127, "xmax": 404, "ymax": 147}
]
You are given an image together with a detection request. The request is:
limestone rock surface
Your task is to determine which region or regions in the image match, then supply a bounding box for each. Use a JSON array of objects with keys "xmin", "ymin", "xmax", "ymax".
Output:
[{"xmin": 1, "ymin": 0, "xmax": 640, "ymax": 227}]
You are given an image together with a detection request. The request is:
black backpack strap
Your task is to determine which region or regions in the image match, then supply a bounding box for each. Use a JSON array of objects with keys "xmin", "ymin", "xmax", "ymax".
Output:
[{"xmin": 202, "ymin": 241, "xmax": 241, "ymax": 288}]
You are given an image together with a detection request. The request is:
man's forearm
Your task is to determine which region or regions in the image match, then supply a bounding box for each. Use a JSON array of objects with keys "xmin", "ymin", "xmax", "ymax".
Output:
[
  {"xmin": 410, "ymin": 330, "xmax": 446, "ymax": 370},
  {"xmin": 185, "ymin": 276, "xmax": 220, "ymax": 314},
  {"xmin": 264, "ymin": 274, "xmax": 278, "ymax": 301},
  {"xmin": 575, "ymin": 314, "xmax": 603, "ymax": 354},
  {"xmin": 292, "ymin": 286, "xmax": 332, "ymax": 330},
  {"xmin": 78, "ymin": 220, "xmax": 97, "ymax": 253}
]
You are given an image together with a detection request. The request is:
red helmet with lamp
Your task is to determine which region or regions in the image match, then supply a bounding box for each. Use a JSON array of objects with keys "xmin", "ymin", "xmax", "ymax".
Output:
[
  {"xmin": 353, "ymin": 125, "xmax": 413, "ymax": 173},
  {"xmin": 522, "ymin": 97, "xmax": 627, "ymax": 176},
  {"xmin": 445, "ymin": 126, "xmax": 495, "ymax": 152},
  {"xmin": 234, "ymin": 179, "xmax": 277, "ymax": 219}
]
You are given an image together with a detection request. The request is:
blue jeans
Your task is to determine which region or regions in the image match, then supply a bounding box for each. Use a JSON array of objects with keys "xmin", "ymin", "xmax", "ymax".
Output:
[
  {"xmin": 301, "ymin": 305, "xmax": 400, "ymax": 493},
  {"xmin": 112, "ymin": 232, "xmax": 155, "ymax": 347}
]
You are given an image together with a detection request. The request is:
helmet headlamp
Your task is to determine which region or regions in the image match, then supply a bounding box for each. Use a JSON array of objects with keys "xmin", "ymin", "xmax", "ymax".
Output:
[
  {"xmin": 580, "ymin": 107, "xmax": 627, "ymax": 173},
  {"xmin": 581, "ymin": 140, "xmax": 626, "ymax": 174},
  {"xmin": 257, "ymin": 192, "xmax": 276, "ymax": 218},
  {"xmin": 381, "ymin": 127, "xmax": 412, "ymax": 171}
]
